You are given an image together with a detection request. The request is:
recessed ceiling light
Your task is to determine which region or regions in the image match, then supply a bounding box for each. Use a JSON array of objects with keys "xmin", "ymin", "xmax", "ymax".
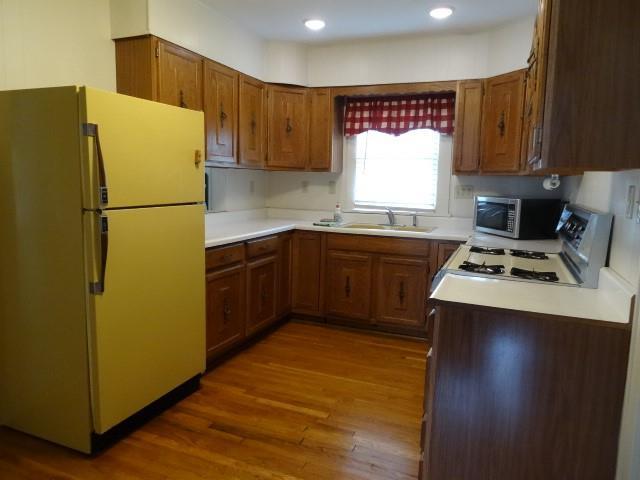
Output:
[
  {"xmin": 429, "ymin": 7, "xmax": 454, "ymax": 20},
  {"xmin": 304, "ymin": 19, "xmax": 326, "ymax": 31}
]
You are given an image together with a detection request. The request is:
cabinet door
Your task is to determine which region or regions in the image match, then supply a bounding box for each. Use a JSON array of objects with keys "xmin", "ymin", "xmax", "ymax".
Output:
[
  {"xmin": 453, "ymin": 80, "xmax": 483, "ymax": 173},
  {"xmin": 246, "ymin": 256, "xmax": 277, "ymax": 336},
  {"xmin": 480, "ymin": 70, "xmax": 525, "ymax": 173},
  {"xmin": 203, "ymin": 60, "xmax": 238, "ymax": 163},
  {"xmin": 267, "ymin": 86, "xmax": 308, "ymax": 169},
  {"xmin": 308, "ymin": 88, "xmax": 332, "ymax": 171},
  {"xmin": 239, "ymin": 75, "xmax": 266, "ymax": 168},
  {"xmin": 326, "ymin": 251, "xmax": 372, "ymax": 322},
  {"xmin": 375, "ymin": 256, "xmax": 428, "ymax": 329},
  {"xmin": 157, "ymin": 40, "xmax": 203, "ymax": 111},
  {"xmin": 521, "ymin": 0, "xmax": 551, "ymax": 171},
  {"xmin": 277, "ymin": 233, "xmax": 293, "ymax": 316},
  {"xmin": 206, "ymin": 264, "xmax": 245, "ymax": 360},
  {"xmin": 292, "ymin": 232, "xmax": 323, "ymax": 315}
]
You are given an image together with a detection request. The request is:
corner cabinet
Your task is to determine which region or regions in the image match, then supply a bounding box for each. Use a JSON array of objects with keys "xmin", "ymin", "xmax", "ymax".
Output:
[
  {"xmin": 480, "ymin": 70, "xmax": 526, "ymax": 173},
  {"xmin": 238, "ymin": 75, "xmax": 267, "ymax": 168},
  {"xmin": 267, "ymin": 85, "xmax": 308, "ymax": 170},
  {"xmin": 203, "ymin": 60, "xmax": 238, "ymax": 164}
]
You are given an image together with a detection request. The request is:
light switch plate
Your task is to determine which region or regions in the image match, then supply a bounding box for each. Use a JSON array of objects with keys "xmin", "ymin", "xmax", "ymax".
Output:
[
  {"xmin": 249, "ymin": 180, "xmax": 255, "ymax": 194},
  {"xmin": 328, "ymin": 180, "xmax": 337, "ymax": 194},
  {"xmin": 302, "ymin": 180, "xmax": 309, "ymax": 193},
  {"xmin": 455, "ymin": 185, "xmax": 474, "ymax": 199}
]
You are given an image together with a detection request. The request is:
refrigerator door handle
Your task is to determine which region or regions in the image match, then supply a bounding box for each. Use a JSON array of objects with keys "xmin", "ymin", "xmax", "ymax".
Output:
[
  {"xmin": 82, "ymin": 123, "xmax": 109, "ymax": 206},
  {"xmin": 89, "ymin": 213, "xmax": 109, "ymax": 295}
]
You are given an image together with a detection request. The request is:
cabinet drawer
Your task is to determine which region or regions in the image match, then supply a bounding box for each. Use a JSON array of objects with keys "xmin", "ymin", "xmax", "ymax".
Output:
[
  {"xmin": 206, "ymin": 244, "xmax": 245, "ymax": 270},
  {"xmin": 247, "ymin": 236, "xmax": 279, "ymax": 259},
  {"xmin": 327, "ymin": 233, "xmax": 430, "ymax": 257}
]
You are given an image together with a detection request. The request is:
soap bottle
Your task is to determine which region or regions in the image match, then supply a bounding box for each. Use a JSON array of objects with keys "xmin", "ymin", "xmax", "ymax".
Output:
[{"xmin": 334, "ymin": 203, "xmax": 343, "ymax": 224}]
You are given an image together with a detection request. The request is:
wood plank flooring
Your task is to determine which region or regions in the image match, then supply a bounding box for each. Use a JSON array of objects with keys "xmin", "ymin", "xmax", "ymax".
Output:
[{"xmin": 0, "ymin": 321, "xmax": 428, "ymax": 479}]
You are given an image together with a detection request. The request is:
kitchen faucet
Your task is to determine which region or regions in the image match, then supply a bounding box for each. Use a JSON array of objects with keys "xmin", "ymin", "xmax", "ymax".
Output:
[{"xmin": 385, "ymin": 208, "xmax": 396, "ymax": 226}]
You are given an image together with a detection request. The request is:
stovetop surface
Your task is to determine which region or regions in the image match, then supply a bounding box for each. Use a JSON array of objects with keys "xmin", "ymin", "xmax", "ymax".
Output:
[{"xmin": 446, "ymin": 245, "xmax": 578, "ymax": 285}]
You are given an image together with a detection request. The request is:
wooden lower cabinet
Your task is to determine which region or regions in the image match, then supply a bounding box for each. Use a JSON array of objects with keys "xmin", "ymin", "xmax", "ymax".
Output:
[
  {"xmin": 421, "ymin": 302, "xmax": 631, "ymax": 480},
  {"xmin": 375, "ymin": 256, "xmax": 429, "ymax": 331},
  {"xmin": 292, "ymin": 231, "xmax": 323, "ymax": 315},
  {"xmin": 205, "ymin": 264, "xmax": 245, "ymax": 360},
  {"xmin": 246, "ymin": 256, "xmax": 277, "ymax": 336},
  {"xmin": 326, "ymin": 251, "xmax": 373, "ymax": 322},
  {"xmin": 277, "ymin": 233, "xmax": 292, "ymax": 316}
]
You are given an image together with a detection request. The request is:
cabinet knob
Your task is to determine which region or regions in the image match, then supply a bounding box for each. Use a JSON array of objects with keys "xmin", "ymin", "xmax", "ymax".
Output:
[
  {"xmin": 286, "ymin": 117, "xmax": 293, "ymax": 134},
  {"xmin": 220, "ymin": 103, "xmax": 227, "ymax": 127},
  {"xmin": 194, "ymin": 149, "xmax": 203, "ymax": 166},
  {"xmin": 497, "ymin": 111, "xmax": 506, "ymax": 137},
  {"xmin": 345, "ymin": 276, "xmax": 351, "ymax": 297}
]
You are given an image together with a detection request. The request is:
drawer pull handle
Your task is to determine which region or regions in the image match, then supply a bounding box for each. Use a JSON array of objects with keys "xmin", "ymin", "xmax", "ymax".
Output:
[
  {"xmin": 399, "ymin": 281, "xmax": 405, "ymax": 304},
  {"xmin": 345, "ymin": 276, "xmax": 351, "ymax": 298}
]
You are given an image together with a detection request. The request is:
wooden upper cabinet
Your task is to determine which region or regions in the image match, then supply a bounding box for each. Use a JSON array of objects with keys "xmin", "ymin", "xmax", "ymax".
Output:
[
  {"xmin": 157, "ymin": 39, "xmax": 203, "ymax": 111},
  {"xmin": 375, "ymin": 256, "xmax": 429, "ymax": 330},
  {"xmin": 203, "ymin": 60, "xmax": 238, "ymax": 164},
  {"xmin": 308, "ymin": 89, "xmax": 343, "ymax": 172},
  {"xmin": 453, "ymin": 80, "xmax": 483, "ymax": 173},
  {"xmin": 238, "ymin": 75, "xmax": 267, "ymax": 168},
  {"xmin": 326, "ymin": 251, "xmax": 373, "ymax": 322},
  {"xmin": 267, "ymin": 85, "xmax": 308, "ymax": 170},
  {"xmin": 480, "ymin": 70, "xmax": 525, "ymax": 173}
]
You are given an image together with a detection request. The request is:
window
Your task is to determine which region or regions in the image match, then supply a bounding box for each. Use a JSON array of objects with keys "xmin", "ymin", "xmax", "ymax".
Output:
[{"xmin": 349, "ymin": 129, "xmax": 446, "ymax": 212}]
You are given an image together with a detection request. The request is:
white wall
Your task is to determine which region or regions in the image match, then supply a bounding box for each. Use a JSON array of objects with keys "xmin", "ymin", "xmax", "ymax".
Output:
[
  {"xmin": 264, "ymin": 41, "xmax": 308, "ymax": 86},
  {"xmin": 109, "ymin": 0, "xmax": 149, "ymax": 39},
  {"xmin": 146, "ymin": 0, "xmax": 266, "ymax": 80},
  {"xmin": 306, "ymin": 17, "xmax": 534, "ymax": 87},
  {"xmin": 208, "ymin": 168, "xmax": 267, "ymax": 213},
  {"xmin": 0, "ymin": 0, "xmax": 116, "ymax": 91}
]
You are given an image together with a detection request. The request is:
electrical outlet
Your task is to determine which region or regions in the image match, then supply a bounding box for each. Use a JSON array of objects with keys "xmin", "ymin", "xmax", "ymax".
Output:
[
  {"xmin": 626, "ymin": 185, "xmax": 636, "ymax": 218},
  {"xmin": 249, "ymin": 180, "xmax": 255, "ymax": 194},
  {"xmin": 301, "ymin": 180, "xmax": 309, "ymax": 193},
  {"xmin": 455, "ymin": 185, "xmax": 474, "ymax": 199},
  {"xmin": 328, "ymin": 180, "xmax": 337, "ymax": 195}
]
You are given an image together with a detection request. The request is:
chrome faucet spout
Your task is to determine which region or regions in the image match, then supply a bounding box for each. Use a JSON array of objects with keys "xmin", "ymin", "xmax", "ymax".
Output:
[{"xmin": 386, "ymin": 208, "xmax": 396, "ymax": 226}]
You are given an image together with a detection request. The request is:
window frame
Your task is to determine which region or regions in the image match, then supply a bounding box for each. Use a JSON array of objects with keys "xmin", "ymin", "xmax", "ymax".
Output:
[{"xmin": 341, "ymin": 131, "xmax": 452, "ymax": 217}]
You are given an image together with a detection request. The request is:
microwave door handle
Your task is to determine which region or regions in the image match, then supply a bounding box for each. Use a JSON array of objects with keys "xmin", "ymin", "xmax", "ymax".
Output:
[
  {"xmin": 89, "ymin": 214, "xmax": 109, "ymax": 295},
  {"xmin": 83, "ymin": 123, "xmax": 108, "ymax": 206}
]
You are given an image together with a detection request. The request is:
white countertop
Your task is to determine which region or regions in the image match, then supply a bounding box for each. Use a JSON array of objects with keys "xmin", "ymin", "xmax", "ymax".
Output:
[
  {"xmin": 204, "ymin": 217, "xmax": 473, "ymax": 248},
  {"xmin": 431, "ymin": 269, "xmax": 636, "ymax": 324}
]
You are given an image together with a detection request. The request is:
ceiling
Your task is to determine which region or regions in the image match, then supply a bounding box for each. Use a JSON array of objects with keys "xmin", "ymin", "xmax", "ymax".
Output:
[{"xmin": 203, "ymin": 0, "xmax": 537, "ymax": 44}]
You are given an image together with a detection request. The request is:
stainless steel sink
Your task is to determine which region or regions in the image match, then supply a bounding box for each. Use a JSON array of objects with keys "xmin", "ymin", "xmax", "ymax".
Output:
[{"xmin": 343, "ymin": 223, "xmax": 436, "ymax": 233}]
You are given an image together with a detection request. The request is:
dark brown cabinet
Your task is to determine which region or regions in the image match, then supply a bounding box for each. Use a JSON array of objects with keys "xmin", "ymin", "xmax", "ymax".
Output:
[
  {"xmin": 421, "ymin": 302, "xmax": 631, "ymax": 480},
  {"xmin": 326, "ymin": 251, "xmax": 373, "ymax": 322},
  {"xmin": 205, "ymin": 264, "xmax": 245, "ymax": 360},
  {"xmin": 246, "ymin": 256, "xmax": 277, "ymax": 336},
  {"xmin": 292, "ymin": 231, "xmax": 323, "ymax": 315},
  {"xmin": 114, "ymin": 36, "xmax": 202, "ymax": 111},
  {"xmin": 453, "ymin": 80, "xmax": 483, "ymax": 173},
  {"xmin": 203, "ymin": 60, "xmax": 238, "ymax": 164},
  {"xmin": 480, "ymin": 70, "xmax": 525, "ymax": 173},
  {"xmin": 375, "ymin": 256, "xmax": 429, "ymax": 330},
  {"xmin": 530, "ymin": 0, "xmax": 640, "ymax": 172},
  {"xmin": 267, "ymin": 85, "xmax": 308, "ymax": 169},
  {"xmin": 239, "ymin": 75, "xmax": 267, "ymax": 168}
]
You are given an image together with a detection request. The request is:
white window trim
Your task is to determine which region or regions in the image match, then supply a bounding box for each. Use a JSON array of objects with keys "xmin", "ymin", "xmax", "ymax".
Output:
[{"xmin": 340, "ymin": 133, "xmax": 452, "ymax": 217}]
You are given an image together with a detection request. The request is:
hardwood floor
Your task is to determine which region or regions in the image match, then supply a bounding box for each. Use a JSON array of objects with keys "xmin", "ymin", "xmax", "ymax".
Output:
[{"xmin": 0, "ymin": 321, "xmax": 427, "ymax": 479}]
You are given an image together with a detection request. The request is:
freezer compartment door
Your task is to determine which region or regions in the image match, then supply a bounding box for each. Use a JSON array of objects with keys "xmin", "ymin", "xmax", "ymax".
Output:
[
  {"xmin": 80, "ymin": 87, "xmax": 204, "ymax": 210},
  {"xmin": 84, "ymin": 204, "xmax": 205, "ymax": 434}
]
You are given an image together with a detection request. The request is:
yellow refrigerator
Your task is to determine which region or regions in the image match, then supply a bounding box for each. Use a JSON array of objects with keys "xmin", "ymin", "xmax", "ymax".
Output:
[{"xmin": 0, "ymin": 86, "xmax": 206, "ymax": 453}]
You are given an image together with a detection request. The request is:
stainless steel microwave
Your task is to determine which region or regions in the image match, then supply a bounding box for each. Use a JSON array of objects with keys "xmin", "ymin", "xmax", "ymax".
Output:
[{"xmin": 473, "ymin": 196, "xmax": 564, "ymax": 239}]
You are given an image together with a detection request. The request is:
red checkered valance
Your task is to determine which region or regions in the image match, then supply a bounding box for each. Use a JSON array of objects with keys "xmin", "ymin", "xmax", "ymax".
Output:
[{"xmin": 343, "ymin": 92, "xmax": 456, "ymax": 137}]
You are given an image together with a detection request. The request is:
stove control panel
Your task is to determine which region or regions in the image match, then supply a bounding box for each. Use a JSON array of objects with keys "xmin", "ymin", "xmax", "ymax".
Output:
[{"xmin": 558, "ymin": 212, "xmax": 587, "ymax": 249}]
